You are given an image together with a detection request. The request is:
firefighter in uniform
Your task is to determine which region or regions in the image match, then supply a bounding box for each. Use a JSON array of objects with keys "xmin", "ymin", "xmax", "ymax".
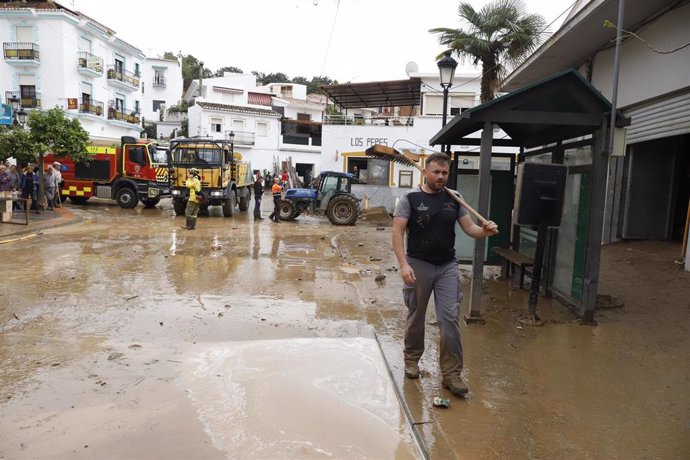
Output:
[{"xmin": 184, "ymin": 168, "xmax": 202, "ymax": 230}]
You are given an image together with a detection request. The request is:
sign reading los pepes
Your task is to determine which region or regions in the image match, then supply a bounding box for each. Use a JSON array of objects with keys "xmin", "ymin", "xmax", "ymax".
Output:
[{"xmin": 350, "ymin": 137, "xmax": 388, "ymax": 147}]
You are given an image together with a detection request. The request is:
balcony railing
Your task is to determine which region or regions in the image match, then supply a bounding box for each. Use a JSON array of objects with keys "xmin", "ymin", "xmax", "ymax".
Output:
[
  {"xmin": 108, "ymin": 106, "xmax": 140, "ymax": 125},
  {"xmin": 5, "ymin": 90, "xmax": 41, "ymax": 109},
  {"xmin": 106, "ymin": 65, "xmax": 140, "ymax": 88},
  {"xmin": 152, "ymin": 76, "xmax": 166, "ymax": 88},
  {"xmin": 281, "ymin": 119, "xmax": 322, "ymax": 147},
  {"xmin": 77, "ymin": 51, "xmax": 103, "ymax": 74},
  {"xmin": 323, "ymin": 114, "xmax": 414, "ymax": 127},
  {"xmin": 229, "ymin": 130, "xmax": 255, "ymax": 145},
  {"xmin": 79, "ymin": 98, "xmax": 104, "ymax": 116},
  {"xmin": 3, "ymin": 42, "xmax": 40, "ymax": 61}
]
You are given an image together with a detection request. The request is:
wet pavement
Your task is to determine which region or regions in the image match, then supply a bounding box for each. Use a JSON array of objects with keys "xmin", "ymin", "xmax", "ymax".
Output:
[{"xmin": 1, "ymin": 197, "xmax": 689, "ymax": 459}]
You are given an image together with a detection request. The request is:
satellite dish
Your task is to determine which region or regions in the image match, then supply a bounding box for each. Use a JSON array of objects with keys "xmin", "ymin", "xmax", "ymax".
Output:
[{"xmin": 405, "ymin": 61, "xmax": 419, "ymax": 76}]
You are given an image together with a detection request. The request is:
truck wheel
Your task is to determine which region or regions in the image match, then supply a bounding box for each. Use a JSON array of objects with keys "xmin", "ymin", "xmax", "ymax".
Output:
[
  {"xmin": 326, "ymin": 195, "xmax": 358, "ymax": 225},
  {"xmin": 69, "ymin": 196, "xmax": 89, "ymax": 205},
  {"xmin": 141, "ymin": 197, "xmax": 161, "ymax": 208},
  {"xmin": 222, "ymin": 191, "xmax": 236, "ymax": 217},
  {"xmin": 238, "ymin": 194, "xmax": 249, "ymax": 212},
  {"xmin": 173, "ymin": 198, "xmax": 186, "ymax": 215},
  {"xmin": 279, "ymin": 200, "xmax": 297, "ymax": 220},
  {"xmin": 116, "ymin": 187, "xmax": 138, "ymax": 209}
]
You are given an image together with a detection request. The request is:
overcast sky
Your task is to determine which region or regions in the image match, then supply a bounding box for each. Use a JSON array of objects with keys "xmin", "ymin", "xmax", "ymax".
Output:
[{"xmin": 71, "ymin": 0, "xmax": 575, "ymax": 82}]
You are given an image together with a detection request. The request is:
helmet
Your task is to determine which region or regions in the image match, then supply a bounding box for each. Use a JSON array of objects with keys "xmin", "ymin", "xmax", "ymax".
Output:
[{"xmin": 188, "ymin": 168, "xmax": 199, "ymax": 177}]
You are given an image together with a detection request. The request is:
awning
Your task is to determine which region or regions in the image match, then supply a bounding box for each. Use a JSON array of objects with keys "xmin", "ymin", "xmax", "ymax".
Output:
[
  {"xmin": 321, "ymin": 78, "xmax": 422, "ymax": 109},
  {"xmin": 248, "ymin": 92, "xmax": 273, "ymax": 106},
  {"xmin": 430, "ymin": 70, "xmax": 628, "ymax": 149}
]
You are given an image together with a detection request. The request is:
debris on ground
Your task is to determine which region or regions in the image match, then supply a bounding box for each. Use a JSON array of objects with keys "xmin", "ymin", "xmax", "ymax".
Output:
[{"xmin": 433, "ymin": 397, "xmax": 450, "ymax": 408}]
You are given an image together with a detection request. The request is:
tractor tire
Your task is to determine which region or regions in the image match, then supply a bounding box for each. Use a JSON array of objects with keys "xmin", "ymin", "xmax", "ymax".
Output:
[
  {"xmin": 326, "ymin": 195, "xmax": 358, "ymax": 225},
  {"xmin": 238, "ymin": 194, "xmax": 249, "ymax": 212},
  {"xmin": 141, "ymin": 197, "xmax": 161, "ymax": 208},
  {"xmin": 279, "ymin": 200, "xmax": 297, "ymax": 221},
  {"xmin": 69, "ymin": 196, "xmax": 89, "ymax": 205},
  {"xmin": 222, "ymin": 191, "xmax": 236, "ymax": 217},
  {"xmin": 116, "ymin": 187, "xmax": 138, "ymax": 209},
  {"xmin": 173, "ymin": 197, "xmax": 187, "ymax": 216}
]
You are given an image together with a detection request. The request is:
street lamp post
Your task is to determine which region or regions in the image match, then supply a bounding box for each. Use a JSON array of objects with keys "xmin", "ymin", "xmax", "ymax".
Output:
[
  {"xmin": 437, "ymin": 51, "xmax": 458, "ymax": 186},
  {"xmin": 8, "ymin": 96, "xmax": 27, "ymax": 126}
]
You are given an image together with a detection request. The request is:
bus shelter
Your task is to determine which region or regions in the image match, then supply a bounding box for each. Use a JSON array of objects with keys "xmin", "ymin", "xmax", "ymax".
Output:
[{"xmin": 430, "ymin": 70, "xmax": 629, "ymax": 323}]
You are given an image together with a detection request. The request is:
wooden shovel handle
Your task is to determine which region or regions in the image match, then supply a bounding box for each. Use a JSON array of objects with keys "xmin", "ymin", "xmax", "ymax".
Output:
[{"xmin": 400, "ymin": 150, "xmax": 492, "ymax": 227}]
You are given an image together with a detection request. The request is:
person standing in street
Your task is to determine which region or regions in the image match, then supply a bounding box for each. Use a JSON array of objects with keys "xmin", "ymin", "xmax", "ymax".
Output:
[
  {"xmin": 391, "ymin": 152, "xmax": 498, "ymax": 398},
  {"xmin": 253, "ymin": 175, "xmax": 264, "ymax": 220},
  {"xmin": 184, "ymin": 168, "xmax": 202, "ymax": 230},
  {"xmin": 268, "ymin": 176, "xmax": 282, "ymax": 223},
  {"xmin": 42, "ymin": 166, "xmax": 58, "ymax": 211},
  {"xmin": 51, "ymin": 162, "xmax": 63, "ymax": 208},
  {"xmin": 8, "ymin": 164, "xmax": 21, "ymax": 211},
  {"xmin": 22, "ymin": 165, "xmax": 40, "ymax": 213}
]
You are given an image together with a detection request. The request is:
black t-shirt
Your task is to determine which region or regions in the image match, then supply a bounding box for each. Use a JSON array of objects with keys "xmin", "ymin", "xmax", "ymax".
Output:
[{"xmin": 394, "ymin": 187, "xmax": 467, "ymax": 265}]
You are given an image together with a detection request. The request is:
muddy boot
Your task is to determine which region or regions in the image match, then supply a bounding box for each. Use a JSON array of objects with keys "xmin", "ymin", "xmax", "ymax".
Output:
[
  {"xmin": 268, "ymin": 212, "xmax": 274, "ymax": 220},
  {"xmin": 254, "ymin": 210, "xmax": 264, "ymax": 220},
  {"xmin": 404, "ymin": 362, "xmax": 420, "ymax": 380},
  {"xmin": 182, "ymin": 217, "xmax": 192, "ymax": 229},
  {"xmin": 190, "ymin": 217, "xmax": 197, "ymax": 230},
  {"xmin": 273, "ymin": 214, "xmax": 280, "ymax": 223},
  {"xmin": 441, "ymin": 374, "xmax": 469, "ymax": 397}
]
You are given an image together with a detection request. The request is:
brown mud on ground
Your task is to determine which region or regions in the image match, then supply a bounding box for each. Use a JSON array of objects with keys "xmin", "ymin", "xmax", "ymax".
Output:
[{"xmin": 1, "ymin": 200, "xmax": 689, "ymax": 459}]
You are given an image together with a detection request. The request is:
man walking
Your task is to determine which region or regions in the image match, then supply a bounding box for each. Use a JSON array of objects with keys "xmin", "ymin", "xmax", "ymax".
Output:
[
  {"xmin": 391, "ymin": 152, "xmax": 498, "ymax": 397},
  {"xmin": 253, "ymin": 175, "xmax": 264, "ymax": 220}
]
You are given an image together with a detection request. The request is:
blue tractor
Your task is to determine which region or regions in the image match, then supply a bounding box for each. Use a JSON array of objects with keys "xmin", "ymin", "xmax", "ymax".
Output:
[{"xmin": 279, "ymin": 171, "xmax": 364, "ymax": 225}]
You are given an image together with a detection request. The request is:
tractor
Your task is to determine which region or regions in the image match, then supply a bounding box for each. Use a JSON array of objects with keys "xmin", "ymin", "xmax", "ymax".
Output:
[{"xmin": 279, "ymin": 171, "xmax": 364, "ymax": 225}]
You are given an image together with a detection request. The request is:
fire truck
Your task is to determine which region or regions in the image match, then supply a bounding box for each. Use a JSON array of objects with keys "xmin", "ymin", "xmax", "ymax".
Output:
[
  {"xmin": 45, "ymin": 136, "xmax": 170, "ymax": 208},
  {"xmin": 168, "ymin": 137, "xmax": 252, "ymax": 217}
]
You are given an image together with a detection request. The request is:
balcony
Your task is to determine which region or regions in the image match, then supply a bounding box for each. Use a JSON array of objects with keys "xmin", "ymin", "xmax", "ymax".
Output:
[
  {"xmin": 106, "ymin": 65, "xmax": 140, "ymax": 91},
  {"xmin": 230, "ymin": 130, "xmax": 255, "ymax": 146},
  {"xmin": 152, "ymin": 76, "xmax": 166, "ymax": 88},
  {"xmin": 108, "ymin": 106, "xmax": 140, "ymax": 125},
  {"xmin": 323, "ymin": 114, "xmax": 414, "ymax": 127},
  {"xmin": 5, "ymin": 90, "xmax": 41, "ymax": 109},
  {"xmin": 3, "ymin": 42, "xmax": 40, "ymax": 65},
  {"xmin": 77, "ymin": 51, "xmax": 103, "ymax": 77},
  {"xmin": 79, "ymin": 98, "xmax": 104, "ymax": 117},
  {"xmin": 281, "ymin": 119, "xmax": 322, "ymax": 148}
]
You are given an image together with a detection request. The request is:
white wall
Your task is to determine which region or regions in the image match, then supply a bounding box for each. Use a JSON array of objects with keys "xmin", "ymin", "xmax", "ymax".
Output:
[
  {"xmin": 141, "ymin": 57, "xmax": 183, "ymax": 123},
  {"xmin": 590, "ymin": 2, "xmax": 690, "ymax": 109},
  {"xmin": 0, "ymin": 6, "xmax": 145, "ymax": 142}
]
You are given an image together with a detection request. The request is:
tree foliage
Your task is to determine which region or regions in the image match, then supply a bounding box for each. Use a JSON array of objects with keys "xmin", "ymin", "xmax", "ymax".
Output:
[
  {"xmin": 28, "ymin": 108, "xmax": 90, "ymax": 162},
  {"xmin": 430, "ymin": 0, "xmax": 546, "ymax": 102},
  {"xmin": 0, "ymin": 108, "xmax": 89, "ymax": 166},
  {"xmin": 214, "ymin": 66, "xmax": 243, "ymax": 77},
  {"xmin": 0, "ymin": 125, "xmax": 36, "ymax": 166},
  {"xmin": 180, "ymin": 54, "xmax": 213, "ymax": 92}
]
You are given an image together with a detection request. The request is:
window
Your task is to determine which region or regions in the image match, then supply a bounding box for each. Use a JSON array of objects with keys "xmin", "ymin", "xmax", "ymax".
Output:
[
  {"xmin": 81, "ymin": 82, "xmax": 92, "ymax": 104},
  {"xmin": 115, "ymin": 96, "xmax": 125, "ymax": 112},
  {"xmin": 153, "ymin": 100, "xmax": 165, "ymax": 112},
  {"xmin": 154, "ymin": 70, "xmax": 165, "ymax": 85},
  {"xmin": 399, "ymin": 170, "xmax": 413, "ymax": 188},
  {"xmin": 114, "ymin": 58, "xmax": 123, "ymax": 73},
  {"xmin": 256, "ymin": 122, "xmax": 268, "ymax": 137},
  {"xmin": 424, "ymin": 94, "xmax": 444, "ymax": 116},
  {"xmin": 16, "ymin": 26, "xmax": 33, "ymax": 42},
  {"xmin": 297, "ymin": 113, "xmax": 311, "ymax": 121},
  {"xmin": 211, "ymin": 118, "xmax": 223, "ymax": 133},
  {"xmin": 232, "ymin": 119, "xmax": 245, "ymax": 132},
  {"xmin": 134, "ymin": 100, "xmax": 140, "ymax": 114},
  {"xmin": 128, "ymin": 146, "xmax": 146, "ymax": 166},
  {"xmin": 134, "ymin": 63, "xmax": 140, "ymax": 77},
  {"xmin": 78, "ymin": 36, "xmax": 91, "ymax": 53}
]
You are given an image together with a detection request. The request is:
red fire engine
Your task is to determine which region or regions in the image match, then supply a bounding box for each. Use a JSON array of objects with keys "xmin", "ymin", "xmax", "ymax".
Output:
[{"xmin": 45, "ymin": 136, "xmax": 170, "ymax": 209}]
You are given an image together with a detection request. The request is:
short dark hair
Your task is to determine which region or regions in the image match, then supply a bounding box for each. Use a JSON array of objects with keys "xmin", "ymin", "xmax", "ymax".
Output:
[{"xmin": 426, "ymin": 152, "xmax": 451, "ymax": 167}]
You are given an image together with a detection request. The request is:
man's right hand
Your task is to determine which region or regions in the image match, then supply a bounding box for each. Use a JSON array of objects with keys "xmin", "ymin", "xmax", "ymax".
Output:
[{"xmin": 400, "ymin": 263, "xmax": 416, "ymax": 285}]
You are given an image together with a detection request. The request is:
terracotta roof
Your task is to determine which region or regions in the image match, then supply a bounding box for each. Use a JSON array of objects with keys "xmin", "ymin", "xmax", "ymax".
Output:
[
  {"xmin": 212, "ymin": 86, "xmax": 243, "ymax": 94},
  {"xmin": 196, "ymin": 101, "xmax": 281, "ymax": 117}
]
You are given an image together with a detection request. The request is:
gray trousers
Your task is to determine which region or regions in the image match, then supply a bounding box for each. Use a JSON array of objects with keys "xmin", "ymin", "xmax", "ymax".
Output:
[{"xmin": 403, "ymin": 256, "xmax": 464, "ymax": 379}]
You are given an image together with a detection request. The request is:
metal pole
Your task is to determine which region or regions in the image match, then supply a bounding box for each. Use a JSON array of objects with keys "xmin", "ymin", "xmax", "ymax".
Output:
[
  {"xmin": 467, "ymin": 121, "xmax": 493, "ymax": 322},
  {"xmin": 442, "ymin": 86, "xmax": 449, "ymax": 127},
  {"xmin": 607, "ymin": 0, "xmax": 625, "ymax": 153}
]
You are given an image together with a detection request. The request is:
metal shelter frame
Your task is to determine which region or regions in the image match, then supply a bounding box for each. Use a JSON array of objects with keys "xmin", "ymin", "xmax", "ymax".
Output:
[{"xmin": 429, "ymin": 69, "xmax": 629, "ymax": 323}]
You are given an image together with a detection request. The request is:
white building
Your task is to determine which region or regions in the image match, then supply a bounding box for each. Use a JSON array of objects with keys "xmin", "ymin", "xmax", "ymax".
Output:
[
  {"xmin": 184, "ymin": 73, "xmax": 326, "ymax": 176},
  {"xmin": 0, "ymin": 1, "xmax": 145, "ymax": 144},
  {"xmin": 141, "ymin": 56, "xmax": 183, "ymax": 139},
  {"xmin": 502, "ymin": 0, "xmax": 690, "ymax": 270}
]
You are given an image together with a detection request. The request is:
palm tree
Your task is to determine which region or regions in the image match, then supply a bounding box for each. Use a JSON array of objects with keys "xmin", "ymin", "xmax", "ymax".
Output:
[{"xmin": 430, "ymin": 0, "xmax": 546, "ymax": 102}]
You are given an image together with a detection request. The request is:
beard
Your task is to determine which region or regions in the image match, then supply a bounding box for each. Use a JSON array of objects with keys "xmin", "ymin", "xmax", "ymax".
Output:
[{"xmin": 426, "ymin": 179, "xmax": 446, "ymax": 192}]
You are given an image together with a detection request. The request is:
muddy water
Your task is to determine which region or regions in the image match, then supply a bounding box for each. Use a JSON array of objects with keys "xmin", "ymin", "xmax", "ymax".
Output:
[{"xmin": 1, "ymin": 200, "xmax": 689, "ymax": 459}]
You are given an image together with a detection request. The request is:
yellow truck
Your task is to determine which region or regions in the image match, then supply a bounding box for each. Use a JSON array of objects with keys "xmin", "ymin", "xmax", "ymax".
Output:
[{"xmin": 168, "ymin": 138, "xmax": 252, "ymax": 217}]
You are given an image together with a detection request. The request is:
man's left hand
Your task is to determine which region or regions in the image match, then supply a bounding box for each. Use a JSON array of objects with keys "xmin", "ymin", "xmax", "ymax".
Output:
[{"xmin": 482, "ymin": 220, "xmax": 499, "ymax": 235}]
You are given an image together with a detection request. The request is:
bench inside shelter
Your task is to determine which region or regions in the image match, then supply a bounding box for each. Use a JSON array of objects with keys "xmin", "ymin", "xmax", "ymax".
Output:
[{"xmin": 492, "ymin": 247, "xmax": 534, "ymax": 289}]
